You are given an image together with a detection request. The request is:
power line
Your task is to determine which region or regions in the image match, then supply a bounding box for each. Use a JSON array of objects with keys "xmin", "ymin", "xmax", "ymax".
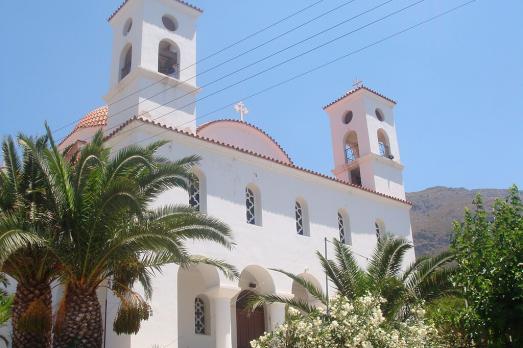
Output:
[
  {"xmin": 51, "ymin": 0, "xmax": 328, "ymax": 134},
  {"xmin": 99, "ymin": 0, "xmax": 475, "ymax": 150},
  {"xmin": 86, "ymin": 0, "xmax": 383, "ymax": 139},
  {"xmin": 54, "ymin": 0, "xmax": 357, "ymax": 137},
  {"xmin": 87, "ymin": 0, "xmax": 424, "ymax": 141}
]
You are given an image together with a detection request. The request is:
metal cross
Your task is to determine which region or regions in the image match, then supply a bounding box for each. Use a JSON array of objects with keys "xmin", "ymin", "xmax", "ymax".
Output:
[
  {"xmin": 352, "ymin": 79, "xmax": 363, "ymax": 88},
  {"xmin": 234, "ymin": 101, "xmax": 249, "ymax": 122}
]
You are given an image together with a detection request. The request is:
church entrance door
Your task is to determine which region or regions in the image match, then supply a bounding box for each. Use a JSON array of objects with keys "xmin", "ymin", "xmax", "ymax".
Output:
[{"xmin": 236, "ymin": 290, "xmax": 265, "ymax": 348}]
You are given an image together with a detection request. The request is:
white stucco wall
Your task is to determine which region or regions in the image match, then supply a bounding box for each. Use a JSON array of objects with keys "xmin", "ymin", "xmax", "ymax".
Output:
[{"xmin": 102, "ymin": 121, "xmax": 414, "ymax": 348}]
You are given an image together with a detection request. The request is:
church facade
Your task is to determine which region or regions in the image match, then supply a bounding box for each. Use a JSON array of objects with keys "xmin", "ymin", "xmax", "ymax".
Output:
[{"xmin": 59, "ymin": 1, "xmax": 414, "ymax": 347}]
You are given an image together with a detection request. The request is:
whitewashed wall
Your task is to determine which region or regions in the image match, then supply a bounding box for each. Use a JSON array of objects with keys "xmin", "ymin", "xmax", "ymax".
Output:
[{"xmin": 103, "ymin": 121, "xmax": 414, "ymax": 348}]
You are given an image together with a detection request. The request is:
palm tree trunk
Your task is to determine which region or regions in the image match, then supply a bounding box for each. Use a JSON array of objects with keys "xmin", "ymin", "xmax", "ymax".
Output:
[
  {"xmin": 12, "ymin": 281, "xmax": 52, "ymax": 348},
  {"xmin": 53, "ymin": 286, "xmax": 102, "ymax": 348}
]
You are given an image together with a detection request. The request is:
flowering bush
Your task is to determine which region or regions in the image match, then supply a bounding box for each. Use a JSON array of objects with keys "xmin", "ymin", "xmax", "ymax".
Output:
[{"xmin": 251, "ymin": 295, "xmax": 443, "ymax": 348}]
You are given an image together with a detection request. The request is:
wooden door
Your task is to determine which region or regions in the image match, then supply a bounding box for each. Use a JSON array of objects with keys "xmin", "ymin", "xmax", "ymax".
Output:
[{"xmin": 236, "ymin": 291, "xmax": 265, "ymax": 348}]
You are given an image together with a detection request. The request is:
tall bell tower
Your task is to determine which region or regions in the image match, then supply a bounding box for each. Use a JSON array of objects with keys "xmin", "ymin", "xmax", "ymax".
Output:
[
  {"xmin": 323, "ymin": 85, "xmax": 406, "ymax": 200},
  {"xmin": 104, "ymin": 0, "xmax": 202, "ymax": 133}
]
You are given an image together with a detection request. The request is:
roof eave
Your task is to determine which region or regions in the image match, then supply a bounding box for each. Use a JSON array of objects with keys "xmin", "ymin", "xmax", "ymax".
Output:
[
  {"xmin": 108, "ymin": 0, "xmax": 203, "ymax": 22},
  {"xmin": 323, "ymin": 86, "xmax": 397, "ymax": 110},
  {"xmin": 104, "ymin": 117, "xmax": 412, "ymax": 206}
]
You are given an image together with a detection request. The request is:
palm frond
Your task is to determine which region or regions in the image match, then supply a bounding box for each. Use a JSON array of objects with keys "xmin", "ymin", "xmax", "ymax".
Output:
[
  {"xmin": 186, "ymin": 256, "xmax": 239, "ymax": 280},
  {"xmin": 111, "ymin": 280, "xmax": 151, "ymax": 335},
  {"xmin": 246, "ymin": 293, "xmax": 318, "ymax": 315},
  {"xmin": 368, "ymin": 236, "xmax": 412, "ymax": 284},
  {"xmin": 269, "ymin": 268, "xmax": 327, "ymax": 305}
]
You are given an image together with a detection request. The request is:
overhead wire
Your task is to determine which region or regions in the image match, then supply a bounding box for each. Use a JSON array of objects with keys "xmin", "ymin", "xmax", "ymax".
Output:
[
  {"xmin": 99, "ymin": 0, "xmax": 476, "ymax": 149},
  {"xmin": 51, "ymin": 0, "xmax": 328, "ymax": 134},
  {"xmin": 84, "ymin": 0, "xmax": 426, "ymax": 142},
  {"xmin": 55, "ymin": 0, "xmax": 363, "ymax": 139}
]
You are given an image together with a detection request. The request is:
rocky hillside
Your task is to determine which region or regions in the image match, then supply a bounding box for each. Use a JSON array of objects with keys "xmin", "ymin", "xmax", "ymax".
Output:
[{"xmin": 407, "ymin": 187, "xmax": 521, "ymax": 256}]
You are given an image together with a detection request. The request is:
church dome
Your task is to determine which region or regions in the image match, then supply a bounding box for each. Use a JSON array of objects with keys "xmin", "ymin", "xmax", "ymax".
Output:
[
  {"xmin": 73, "ymin": 106, "xmax": 108, "ymax": 131},
  {"xmin": 197, "ymin": 120, "xmax": 292, "ymax": 164}
]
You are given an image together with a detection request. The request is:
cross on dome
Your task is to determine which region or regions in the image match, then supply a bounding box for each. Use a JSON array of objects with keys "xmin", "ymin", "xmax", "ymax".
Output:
[{"xmin": 234, "ymin": 101, "xmax": 249, "ymax": 122}]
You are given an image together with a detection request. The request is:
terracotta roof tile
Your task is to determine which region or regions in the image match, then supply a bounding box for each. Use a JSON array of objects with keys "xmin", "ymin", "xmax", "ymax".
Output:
[
  {"xmin": 58, "ymin": 106, "xmax": 108, "ymax": 147},
  {"xmin": 323, "ymin": 85, "xmax": 396, "ymax": 110},
  {"xmin": 108, "ymin": 0, "xmax": 203, "ymax": 21},
  {"xmin": 105, "ymin": 116, "xmax": 412, "ymax": 206},
  {"xmin": 73, "ymin": 106, "xmax": 108, "ymax": 131}
]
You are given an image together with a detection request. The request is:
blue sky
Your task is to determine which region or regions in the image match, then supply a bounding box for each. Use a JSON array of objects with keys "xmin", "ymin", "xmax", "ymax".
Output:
[{"xmin": 0, "ymin": 0, "xmax": 521, "ymax": 192}]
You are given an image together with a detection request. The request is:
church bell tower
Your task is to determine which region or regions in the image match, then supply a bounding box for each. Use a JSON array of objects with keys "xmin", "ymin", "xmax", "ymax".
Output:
[
  {"xmin": 323, "ymin": 85, "xmax": 406, "ymax": 200},
  {"xmin": 104, "ymin": 0, "xmax": 202, "ymax": 133}
]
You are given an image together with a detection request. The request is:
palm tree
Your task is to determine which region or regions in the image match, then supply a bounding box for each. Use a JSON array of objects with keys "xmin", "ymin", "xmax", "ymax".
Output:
[
  {"xmin": 0, "ymin": 135, "xmax": 58, "ymax": 348},
  {"xmin": 0, "ymin": 274, "xmax": 13, "ymax": 348},
  {"xmin": 249, "ymin": 236, "xmax": 455, "ymax": 321},
  {"xmin": 16, "ymin": 129, "xmax": 237, "ymax": 348}
]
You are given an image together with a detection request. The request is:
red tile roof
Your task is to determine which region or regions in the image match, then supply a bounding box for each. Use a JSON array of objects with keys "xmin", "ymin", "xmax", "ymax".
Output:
[
  {"xmin": 197, "ymin": 119, "xmax": 293, "ymax": 164},
  {"xmin": 108, "ymin": 0, "xmax": 203, "ymax": 21},
  {"xmin": 59, "ymin": 106, "xmax": 108, "ymax": 147},
  {"xmin": 105, "ymin": 116, "xmax": 412, "ymax": 206},
  {"xmin": 73, "ymin": 106, "xmax": 108, "ymax": 131},
  {"xmin": 323, "ymin": 85, "xmax": 396, "ymax": 110}
]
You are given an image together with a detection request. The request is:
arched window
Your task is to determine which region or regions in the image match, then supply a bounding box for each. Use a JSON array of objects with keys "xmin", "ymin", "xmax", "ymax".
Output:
[
  {"xmin": 377, "ymin": 129, "xmax": 392, "ymax": 159},
  {"xmin": 338, "ymin": 212, "xmax": 346, "ymax": 243},
  {"xmin": 338, "ymin": 210, "xmax": 351, "ymax": 245},
  {"xmin": 245, "ymin": 185, "xmax": 262, "ymax": 226},
  {"xmin": 246, "ymin": 188, "xmax": 256, "ymax": 225},
  {"xmin": 189, "ymin": 177, "xmax": 200, "ymax": 211},
  {"xmin": 158, "ymin": 40, "xmax": 180, "ymax": 78},
  {"xmin": 120, "ymin": 44, "xmax": 132, "ymax": 81},
  {"xmin": 344, "ymin": 131, "xmax": 359, "ymax": 163},
  {"xmin": 194, "ymin": 296, "xmax": 206, "ymax": 334},
  {"xmin": 375, "ymin": 220, "xmax": 385, "ymax": 239},
  {"xmin": 188, "ymin": 169, "xmax": 206, "ymax": 213},
  {"xmin": 295, "ymin": 200, "xmax": 310, "ymax": 236}
]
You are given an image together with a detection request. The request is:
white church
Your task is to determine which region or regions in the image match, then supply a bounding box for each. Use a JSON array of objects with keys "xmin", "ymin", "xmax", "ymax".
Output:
[{"xmin": 59, "ymin": 0, "xmax": 415, "ymax": 347}]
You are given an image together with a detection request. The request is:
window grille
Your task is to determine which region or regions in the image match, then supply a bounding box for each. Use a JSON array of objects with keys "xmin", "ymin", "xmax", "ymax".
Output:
[
  {"xmin": 345, "ymin": 143, "xmax": 359, "ymax": 163},
  {"xmin": 338, "ymin": 212, "xmax": 345, "ymax": 244},
  {"xmin": 295, "ymin": 202, "xmax": 304, "ymax": 235},
  {"xmin": 194, "ymin": 297, "xmax": 206, "ymax": 334},
  {"xmin": 246, "ymin": 188, "xmax": 256, "ymax": 224},
  {"xmin": 375, "ymin": 222, "xmax": 381, "ymax": 239},
  {"xmin": 189, "ymin": 178, "xmax": 200, "ymax": 211}
]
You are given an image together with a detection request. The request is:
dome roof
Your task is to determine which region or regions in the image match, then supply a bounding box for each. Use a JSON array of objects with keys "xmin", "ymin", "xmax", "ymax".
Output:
[
  {"xmin": 197, "ymin": 119, "xmax": 292, "ymax": 164},
  {"xmin": 73, "ymin": 106, "xmax": 108, "ymax": 132}
]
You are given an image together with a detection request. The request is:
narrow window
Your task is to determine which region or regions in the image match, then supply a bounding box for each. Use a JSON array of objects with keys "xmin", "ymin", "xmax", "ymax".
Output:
[
  {"xmin": 295, "ymin": 201, "xmax": 304, "ymax": 235},
  {"xmin": 189, "ymin": 177, "xmax": 200, "ymax": 211},
  {"xmin": 375, "ymin": 220, "xmax": 384, "ymax": 239},
  {"xmin": 377, "ymin": 129, "xmax": 392, "ymax": 159},
  {"xmin": 120, "ymin": 45, "xmax": 132, "ymax": 81},
  {"xmin": 158, "ymin": 40, "xmax": 180, "ymax": 78},
  {"xmin": 246, "ymin": 188, "xmax": 256, "ymax": 224},
  {"xmin": 338, "ymin": 212, "xmax": 346, "ymax": 244},
  {"xmin": 344, "ymin": 131, "xmax": 359, "ymax": 163},
  {"xmin": 194, "ymin": 297, "xmax": 206, "ymax": 334},
  {"xmin": 350, "ymin": 167, "xmax": 362, "ymax": 186}
]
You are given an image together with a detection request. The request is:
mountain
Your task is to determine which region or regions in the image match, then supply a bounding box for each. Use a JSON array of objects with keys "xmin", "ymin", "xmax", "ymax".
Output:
[{"xmin": 407, "ymin": 187, "xmax": 521, "ymax": 256}]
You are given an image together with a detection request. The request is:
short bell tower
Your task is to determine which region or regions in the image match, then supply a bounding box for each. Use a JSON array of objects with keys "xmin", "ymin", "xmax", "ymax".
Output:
[
  {"xmin": 323, "ymin": 85, "xmax": 406, "ymax": 200},
  {"xmin": 104, "ymin": 0, "xmax": 202, "ymax": 133}
]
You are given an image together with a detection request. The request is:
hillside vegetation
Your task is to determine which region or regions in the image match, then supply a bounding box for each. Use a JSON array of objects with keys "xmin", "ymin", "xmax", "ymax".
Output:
[{"xmin": 408, "ymin": 187, "xmax": 522, "ymax": 256}]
